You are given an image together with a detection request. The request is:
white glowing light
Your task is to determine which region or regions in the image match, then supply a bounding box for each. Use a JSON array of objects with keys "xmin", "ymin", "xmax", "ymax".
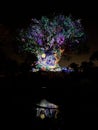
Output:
[{"xmin": 36, "ymin": 99, "xmax": 59, "ymax": 119}]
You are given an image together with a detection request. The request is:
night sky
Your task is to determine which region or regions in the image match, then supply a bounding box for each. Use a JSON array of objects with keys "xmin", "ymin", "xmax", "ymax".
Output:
[{"xmin": 0, "ymin": 0, "xmax": 98, "ymax": 24}]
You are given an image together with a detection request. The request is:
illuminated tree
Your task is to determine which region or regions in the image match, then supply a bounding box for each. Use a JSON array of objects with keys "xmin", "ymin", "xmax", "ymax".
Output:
[{"xmin": 17, "ymin": 15, "xmax": 85, "ymax": 71}]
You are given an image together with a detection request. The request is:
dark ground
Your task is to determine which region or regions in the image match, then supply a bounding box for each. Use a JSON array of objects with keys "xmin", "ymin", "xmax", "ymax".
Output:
[{"xmin": 0, "ymin": 71, "xmax": 97, "ymax": 129}]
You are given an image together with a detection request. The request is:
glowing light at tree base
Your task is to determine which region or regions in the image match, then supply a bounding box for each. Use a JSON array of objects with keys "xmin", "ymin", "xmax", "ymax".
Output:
[
  {"xmin": 31, "ymin": 51, "xmax": 73, "ymax": 72},
  {"xmin": 32, "ymin": 52, "xmax": 61, "ymax": 71},
  {"xmin": 30, "ymin": 46, "xmax": 73, "ymax": 72}
]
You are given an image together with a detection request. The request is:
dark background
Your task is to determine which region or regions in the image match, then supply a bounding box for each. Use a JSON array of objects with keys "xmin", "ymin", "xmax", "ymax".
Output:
[
  {"xmin": 0, "ymin": 1, "xmax": 98, "ymax": 129},
  {"xmin": 0, "ymin": 0, "xmax": 98, "ymax": 25}
]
